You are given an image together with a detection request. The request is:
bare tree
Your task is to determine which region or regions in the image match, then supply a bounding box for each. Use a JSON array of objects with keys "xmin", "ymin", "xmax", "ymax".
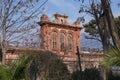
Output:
[{"xmin": 0, "ymin": 0, "xmax": 48, "ymax": 64}]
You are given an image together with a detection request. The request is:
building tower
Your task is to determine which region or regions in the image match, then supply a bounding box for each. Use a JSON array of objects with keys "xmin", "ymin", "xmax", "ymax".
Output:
[
  {"xmin": 38, "ymin": 13, "xmax": 82, "ymax": 59},
  {"xmin": 5, "ymin": 13, "xmax": 103, "ymax": 71}
]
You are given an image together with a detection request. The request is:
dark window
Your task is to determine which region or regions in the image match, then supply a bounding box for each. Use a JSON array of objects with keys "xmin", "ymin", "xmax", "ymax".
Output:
[
  {"xmin": 60, "ymin": 19, "xmax": 63, "ymax": 24},
  {"xmin": 68, "ymin": 34, "xmax": 73, "ymax": 51},
  {"xmin": 60, "ymin": 32, "xmax": 65, "ymax": 51},
  {"xmin": 52, "ymin": 31, "xmax": 57, "ymax": 50}
]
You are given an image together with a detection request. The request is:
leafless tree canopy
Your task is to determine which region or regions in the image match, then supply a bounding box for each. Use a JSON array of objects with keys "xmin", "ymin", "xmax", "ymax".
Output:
[
  {"xmin": 0, "ymin": 0, "xmax": 48, "ymax": 48},
  {"xmin": 0, "ymin": 0, "xmax": 48, "ymax": 64}
]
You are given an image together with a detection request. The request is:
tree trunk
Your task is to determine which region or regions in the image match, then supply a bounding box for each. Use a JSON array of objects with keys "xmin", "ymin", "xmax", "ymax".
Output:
[
  {"xmin": 92, "ymin": 3, "xmax": 110, "ymax": 80},
  {"xmin": 101, "ymin": 0, "xmax": 120, "ymax": 80},
  {"xmin": 1, "ymin": 24, "xmax": 6, "ymax": 64},
  {"xmin": 2, "ymin": 45, "xmax": 6, "ymax": 64},
  {"xmin": 91, "ymin": 2, "xmax": 110, "ymax": 53},
  {"xmin": 102, "ymin": 16, "xmax": 110, "ymax": 53},
  {"xmin": 101, "ymin": 0, "xmax": 120, "ymax": 48}
]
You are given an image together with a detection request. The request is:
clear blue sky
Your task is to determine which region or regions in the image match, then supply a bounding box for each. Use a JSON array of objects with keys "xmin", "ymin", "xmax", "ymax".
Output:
[{"xmin": 41, "ymin": 0, "xmax": 120, "ymax": 50}]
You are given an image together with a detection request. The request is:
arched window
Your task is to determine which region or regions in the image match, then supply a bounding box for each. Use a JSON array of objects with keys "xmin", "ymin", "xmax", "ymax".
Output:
[
  {"xmin": 60, "ymin": 19, "xmax": 63, "ymax": 24},
  {"xmin": 68, "ymin": 34, "xmax": 73, "ymax": 51},
  {"xmin": 52, "ymin": 31, "xmax": 57, "ymax": 50},
  {"xmin": 60, "ymin": 32, "xmax": 65, "ymax": 51}
]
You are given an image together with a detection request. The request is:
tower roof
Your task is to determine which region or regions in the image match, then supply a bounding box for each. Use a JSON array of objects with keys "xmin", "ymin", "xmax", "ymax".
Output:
[
  {"xmin": 38, "ymin": 13, "xmax": 82, "ymax": 29},
  {"xmin": 54, "ymin": 13, "xmax": 68, "ymax": 18},
  {"xmin": 40, "ymin": 14, "xmax": 49, "ymax": 21}
]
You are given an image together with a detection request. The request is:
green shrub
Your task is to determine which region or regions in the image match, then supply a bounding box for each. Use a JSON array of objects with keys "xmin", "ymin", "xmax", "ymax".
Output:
[
  {"xmin": 84, "ymin": 68, "xmax": 100, "ymax": 80},
  {"xmin": 71, "ymin": 67, "xmax": 100, "ymax": 80},
  {"xmin": 108, "ymin": 70, "xmax": 120, "ymax": 80},
  {"xmin": 26, "ymin": 51, "xmax": 70, "ymax": 80},
  {"xmin": 0, "ymin": 48, "xmax": 2, "ymax": 62},
  {"xmin": 71, "ymin": 70, "xmax": 84, "ymax": 80}
]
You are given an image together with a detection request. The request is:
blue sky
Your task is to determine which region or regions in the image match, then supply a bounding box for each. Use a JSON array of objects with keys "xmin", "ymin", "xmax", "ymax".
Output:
[
  {"xmin": 40, "ymin": 0, "xmax": 120, "ymax": 50},
  {"xmin": 43, "ymin": 0, "xmax": 120, "ymax": 23}
]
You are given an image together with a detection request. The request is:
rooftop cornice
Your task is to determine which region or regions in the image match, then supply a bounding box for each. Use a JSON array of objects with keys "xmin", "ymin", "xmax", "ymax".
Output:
[
  {"xmin": 54, "ymin": 13, "xmax": 68, "ymax": 18},
  {"xmin": 38, "ymin": 21, "xmax": 82, "ymax": 30}
]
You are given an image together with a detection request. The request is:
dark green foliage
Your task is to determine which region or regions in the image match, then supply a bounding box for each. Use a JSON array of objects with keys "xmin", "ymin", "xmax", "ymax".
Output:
[
  {"xmin": 102, "ymin": 48, "xmax": 120, "ymax": 80},
  {"xmin": 0, "ymin": 65, "xmax": 8, "ymax": 80},
  {"xmin": 10, "ymin": 53, "xmax": 33, "ymax": 80},
  {"xmin": 71, "ymin": 70, "xmax": 84, "ymax": 80},
  {"xmin": 83, "ymin": 68, "xmax": 100, "ymax": 80},
  {"xmin": 108, "ymin": 70, "xmax": 120, "ymax": 80},
  {"xmin": 84, "ymin": 20, "xmax": 99, "ymax": 36},
  {"xmin": 114, "ymin": 16, "xmax": 120, "ymax": 38},
  {"xmin": 26, "ymin": 51, "xmax": 70, "ymax": 80},
  {"xmin": 84, "ymin": 16, "xmax": 120, "ymax": 39},
  {"xmin": 0, "ymin": 51, "xmax": 69, "ymax": 80},
  {"xmin": 0, "ymin": 48, "xmax": 2, "ymax": 62},
  {"xmin": 102, "ymin": 48, "xmax": 120, "ymax": 70},
  {"xmin": 0, "ymin": 53, "xmax": 33, "ymax": 80},
  {"xmin": 71, "ymin": 68, "xmax": 100, "ymax": 80}
]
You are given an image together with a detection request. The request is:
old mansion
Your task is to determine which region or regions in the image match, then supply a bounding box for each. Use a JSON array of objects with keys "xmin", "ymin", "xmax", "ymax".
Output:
[{"xmin": 5, "ymin": 13, "xmax": 103, "ymax": 72}]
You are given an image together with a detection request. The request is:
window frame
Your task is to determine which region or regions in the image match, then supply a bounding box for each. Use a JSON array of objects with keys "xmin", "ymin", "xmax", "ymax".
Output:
[
  {"xmin": 60, "ymin": 32, "xmax": 65, "ymax": 51},
  {"xmin": 68, "ymin": 33, "xmax": 73, "ymax": 51},
  {"xmin": 52, "ymin": 31, "xmax": 57, "ymax": 50}
]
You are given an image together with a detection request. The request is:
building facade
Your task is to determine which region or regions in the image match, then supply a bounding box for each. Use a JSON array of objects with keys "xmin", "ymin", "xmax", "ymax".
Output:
[
  {"xmin": 38, "ymin": 13, "xmax": 103, "ymax": 71},
  {"xmin": 5, "ymin": 13, "xmax": 103, "ymax": 72},
  {"xmin": 38, "ymin": 13, "xmax": 82, "ymax": 58}
]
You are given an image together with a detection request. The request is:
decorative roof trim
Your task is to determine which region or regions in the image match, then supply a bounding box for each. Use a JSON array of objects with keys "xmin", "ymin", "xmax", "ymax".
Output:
[{"xmin": 38, "ymin": 21, "xmax": 82, "ymax": 30}]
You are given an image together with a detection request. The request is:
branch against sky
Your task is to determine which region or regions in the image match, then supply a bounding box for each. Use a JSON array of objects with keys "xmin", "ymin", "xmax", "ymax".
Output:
[
  {"xmin": 77, "ymin": 0, "xmax": 120, "ymax": 49},
  {"xmin": 0, "ymin": 0, "xmax": 48, "ymax": 47},
  {"xmin": 0, "ymin": 0, "xmax": 48, "ymax": 64}
]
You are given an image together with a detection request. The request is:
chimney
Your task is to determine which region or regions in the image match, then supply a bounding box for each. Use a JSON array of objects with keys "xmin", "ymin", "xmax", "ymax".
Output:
[
  {"xmin": 73, "ymin": 21, "xmax": 80, "ymax": 27},
  {"xmin": 40, "ymin": 14, "xmax": 49, "ymax": 21}
]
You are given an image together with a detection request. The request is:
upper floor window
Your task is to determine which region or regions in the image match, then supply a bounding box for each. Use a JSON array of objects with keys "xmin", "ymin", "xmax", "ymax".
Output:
[
  {"xmin": 68, "ymin": 34, "xmax": 73, "ymax": 51},
  {"xmin": 60, "ymin": 32, "xmax": 65, "ymax": 51},
  {"xmin": 52, "ymin": 31, "xmax": 57, "ymax": 50},
  {"xmin": 60, "ymin": 19, "xmax": 64, "ymax": 24}
]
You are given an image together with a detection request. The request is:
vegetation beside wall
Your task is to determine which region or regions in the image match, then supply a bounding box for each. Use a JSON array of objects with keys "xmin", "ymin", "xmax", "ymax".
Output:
[
  {"xmin": 108, "ymin": 70, "xmax": 120, "ymax": 80},
  {"xmin": 71, "ymin": 68, "xmax": 100, "ymax": 80},
  {"xmin": 0, "ymin": 48, "xmax": 2, "ymax": 62},
  {"xmin": 26, "ymin": 51, "xmax": 70, "ymax": 80}
]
